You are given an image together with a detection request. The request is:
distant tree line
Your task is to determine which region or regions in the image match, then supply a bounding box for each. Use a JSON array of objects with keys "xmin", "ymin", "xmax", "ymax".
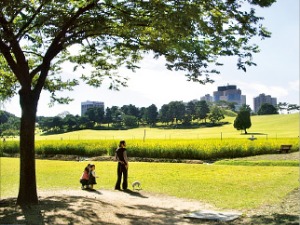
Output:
[
  {"xmin": 0, "ymin": 110, "xmax": 20, "ymax": 137},
  {"xmin": 36, "ymin": 100, "xmax": 228, "ymax": 134},
  {"xmin": 256, "ymin": 102, "xmax": 299, "ymax": 115},
  {"xmin": 1, "ymin": 101, "xmax": 299, "ymax": 136},
  {"xmin": 276, "ymin": 102, "xmax": 300, "ymax": 114}
]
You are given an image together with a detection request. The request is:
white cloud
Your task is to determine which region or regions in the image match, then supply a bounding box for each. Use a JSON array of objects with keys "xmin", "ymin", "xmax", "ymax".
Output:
[
  {"xmin": 233, "ymin": 81, "xmax": 287, "ymax": 97},
  {"xmin": 289, "ymin": 80, "xmax": 299, "ymax": 91}
]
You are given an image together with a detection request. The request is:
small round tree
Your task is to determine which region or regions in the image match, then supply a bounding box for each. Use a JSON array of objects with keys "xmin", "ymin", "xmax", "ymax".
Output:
[{"xmin": 234, "ymin": 105, "xmax": 252, "ymax": 134}]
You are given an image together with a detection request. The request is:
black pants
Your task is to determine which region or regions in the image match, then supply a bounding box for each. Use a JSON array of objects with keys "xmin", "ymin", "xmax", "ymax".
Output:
[{"xmin": 115, "ymin": 163, "xmax": 128, "ymax": 190}]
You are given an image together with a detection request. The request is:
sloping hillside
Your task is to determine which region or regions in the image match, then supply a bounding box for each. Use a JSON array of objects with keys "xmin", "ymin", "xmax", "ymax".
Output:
[{"xmin": 35, "ymin": 113, "xmax": 299, "ymax": 140}]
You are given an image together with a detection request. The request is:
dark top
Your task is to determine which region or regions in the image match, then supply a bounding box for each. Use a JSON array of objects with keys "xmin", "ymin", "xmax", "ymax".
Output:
[{"xmin": 116, "ymin": 147, "xmax": 127, "ymax": 165}]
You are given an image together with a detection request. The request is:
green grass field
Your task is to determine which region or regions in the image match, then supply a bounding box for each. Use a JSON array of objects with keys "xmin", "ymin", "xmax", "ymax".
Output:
[
  {"xmin": 1, "ymin": 157, "xmax": 298, "ymax": 210},
  {"xmin": 1, "ymin": 113, "xmax": 298, "ymax": 211},
  {"xmin": 33, "ymin": 113, "xmax": 299, "ymax": 141}
]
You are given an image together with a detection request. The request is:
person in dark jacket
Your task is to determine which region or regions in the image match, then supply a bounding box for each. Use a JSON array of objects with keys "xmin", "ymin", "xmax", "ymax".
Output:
[
  {"xmin": 114, "ymin": 140, "xmax": 128, "ymax": 190},
  {"xmin": 88, "ymin": 164, "xmax": 98, "ymax": 190}
]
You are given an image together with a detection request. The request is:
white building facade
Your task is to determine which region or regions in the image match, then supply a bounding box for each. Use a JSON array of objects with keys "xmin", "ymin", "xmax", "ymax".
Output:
[{"xmin": 81, "ymin": 101, "xmax": 104, "ymax": 116}]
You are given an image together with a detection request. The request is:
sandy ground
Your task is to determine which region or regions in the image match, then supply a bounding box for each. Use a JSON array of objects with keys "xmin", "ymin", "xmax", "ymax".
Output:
[
  {"xmin": 0, "ymin": 188, "xmax": 222, "ymax": 225},
  {"xmin": 1, "ymin": 187, "xmax": 299, "ymax": 225}
]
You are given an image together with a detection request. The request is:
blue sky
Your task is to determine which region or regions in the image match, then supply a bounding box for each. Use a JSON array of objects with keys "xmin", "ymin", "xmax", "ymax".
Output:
[{"xmin": 2, "ymin": 0, "xmax": 299, "ymax": 117}]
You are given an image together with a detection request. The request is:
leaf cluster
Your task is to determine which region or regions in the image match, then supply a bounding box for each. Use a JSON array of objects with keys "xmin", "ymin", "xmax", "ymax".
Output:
[{"xmin": 0, "ymin": 0, "xmax": 275, "ymax": 103}]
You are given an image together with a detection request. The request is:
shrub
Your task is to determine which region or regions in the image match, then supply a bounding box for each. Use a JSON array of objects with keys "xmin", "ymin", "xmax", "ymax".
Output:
[{"xmin": 1, "ymin": 138, "xmax": 298, "ymax": 160}]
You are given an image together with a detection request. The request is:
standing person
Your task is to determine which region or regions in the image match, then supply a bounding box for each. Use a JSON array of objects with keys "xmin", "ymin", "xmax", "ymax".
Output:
[
  {"xmin": 88, "ymin": 164, "xmax": 98, "ymax": 190},
  {"xmin": 115, "ymin": 140, "xmax": 128, "ymax": 190}
]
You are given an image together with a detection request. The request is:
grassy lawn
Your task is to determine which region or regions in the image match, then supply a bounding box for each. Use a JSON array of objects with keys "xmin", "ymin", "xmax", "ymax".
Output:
[
  {"xmin": 30, "ymin": 113, "xmax": 299, "ymax": 141},
  {"xmin": 1, "ymin": 157, "xmax": 298, "ymax": 210},
  {"xmin": 215, "ymin": 160, "xmax": 299, "ymax": 167}
]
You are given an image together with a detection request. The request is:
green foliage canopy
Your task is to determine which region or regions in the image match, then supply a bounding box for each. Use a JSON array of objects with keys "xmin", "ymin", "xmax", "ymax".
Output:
[
  {"xmin": 145, "ymin": 104, "xmax": 158, "ymax": 126},
  {"xmin": 196, "ymin": 100, "xmax": 210, "ymax": 122},
  {"xmin": 258, "ymin": 103, "xmax": 278, "ymax": 115},
  {"xmin": 0, "ymin": 0, "xmax": 275, "ymax": 103},
  {"xmin": 208, "ymin": 105, "xmax": 225, "ymax": 124},
  {"xmin": 233, "ymin": 104, "xmax": 252, "ymax": 134}
]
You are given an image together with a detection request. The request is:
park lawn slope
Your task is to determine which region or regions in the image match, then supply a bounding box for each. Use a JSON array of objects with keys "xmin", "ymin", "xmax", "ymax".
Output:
[
  {"xmin": 1, "ymin": 157, "xmax": 298, "ymax": 210},
  {"xmin": 249, "ymin": 113, "xmax": 299, "ymax": 138},
  {"xmin": 33, "ymin": 113, "xmax": 299, "ymax": 141}
]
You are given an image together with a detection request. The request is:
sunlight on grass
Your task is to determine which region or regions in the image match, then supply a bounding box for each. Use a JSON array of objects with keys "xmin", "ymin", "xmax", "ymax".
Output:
[
  {"xmin": 1, "ymin": 157, "xmax": 298, "ymax": 210},
  {"xmin": 215, "ymin": 160, "xmax": 299, "ymax": 167},
  {"xmin": 32, "ymin": 113, "xmax": 299, "ymax": 141}
]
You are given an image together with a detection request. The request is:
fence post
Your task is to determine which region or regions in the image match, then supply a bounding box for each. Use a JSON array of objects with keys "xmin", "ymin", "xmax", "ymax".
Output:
[{"xmin": 143, "ymin": 129, "xmax": 146, "ymax": 142}]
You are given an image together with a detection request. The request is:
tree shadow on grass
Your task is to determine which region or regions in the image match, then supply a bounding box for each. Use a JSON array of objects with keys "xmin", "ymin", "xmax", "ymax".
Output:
[
  {"xmin": 0, "ymin": 195, "xmax": 219, "ymax": 225},
  {"xmin": 117, "ymin": 203, "xmax": 300, "ymax": 225},
  {"xmin": 0, "ymin": 195, "xmax": 115, "ymax": 225},
  {"xmin": 122, "ymin": 189, "xmax": 148, "ymax": 198},
  {"xmin": 1, "ymin": 195, "xmax": 299, "ymax": 225},
  {"xmin": 240, "ymin": 132, "xmax": 267, "ymax": 136},
  {"xmin": 82, "ymin": 188, "xmax": 102, "ymax": 195}
]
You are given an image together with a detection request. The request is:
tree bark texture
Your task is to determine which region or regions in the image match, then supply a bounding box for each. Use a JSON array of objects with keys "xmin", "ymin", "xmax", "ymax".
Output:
[{"xmin": 16, "ymin": 89, "xmax": 39, "ymax": 205}]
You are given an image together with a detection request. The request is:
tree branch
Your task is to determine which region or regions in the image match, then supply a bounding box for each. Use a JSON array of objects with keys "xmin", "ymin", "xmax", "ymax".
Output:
[
  {"xmin": 34, "ymin": 2, "xmax": 97, "ymax": 95},
  {"xmin": 16, "ymin": 2, "xmax": 46, "ymax": 41},
  {"xmin": 0, "ymin": 12, "xmax": 30, "ymax": 88},
  {"xmin": 0, "ymin": 39, "xmax": 18, "ymax": 74}
]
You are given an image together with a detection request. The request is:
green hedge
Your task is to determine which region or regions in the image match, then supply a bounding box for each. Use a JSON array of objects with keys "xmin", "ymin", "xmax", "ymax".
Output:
[{"xmin": 0, "ymin": 138, "xmax": 298, "ymax": 160}]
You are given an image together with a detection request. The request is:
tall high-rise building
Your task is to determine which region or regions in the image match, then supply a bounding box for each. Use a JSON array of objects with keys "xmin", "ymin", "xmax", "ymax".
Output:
[
  {"xmin": 253, "ymin": 93, "xmax": 277, "ymax": 113},
  {"xmin": 213, "ymin": 84, "xmax": 246, "ymax": 110},
  {"xmin": 81, "ymin": 101, "xmax": 104, "ymax": 116}
]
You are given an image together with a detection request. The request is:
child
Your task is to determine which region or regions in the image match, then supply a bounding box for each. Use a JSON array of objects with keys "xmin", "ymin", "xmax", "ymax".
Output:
[
  {"xmin": 80, "ymin": 164, "xmax": 90, "ymax": 189},
  {"xmin": 88, "ymin": 164, "xmax": 98, "ymax": 190}
]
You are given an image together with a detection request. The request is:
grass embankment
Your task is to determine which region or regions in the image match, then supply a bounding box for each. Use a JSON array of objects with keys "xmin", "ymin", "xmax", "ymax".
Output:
[
  {"xmin": 32, "ymin": 113, "xmax": 299, "ymax": 140},
  {"xmin": 1, "ymin": 113, "xmax": 297, "ymax": 160},
  {"xmin": 1, "ymin": 157, "xmax": 298, "ymax": 210}
]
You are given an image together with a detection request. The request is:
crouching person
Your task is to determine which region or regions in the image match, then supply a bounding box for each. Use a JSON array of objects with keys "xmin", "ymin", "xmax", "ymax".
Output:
[
  {"xmin": 80, "ymin": 164, "xmax": 90, "ymax": 189},
  {"xmin": 88, "ymin": 164, "xmax": 98, "ymax": 190}
]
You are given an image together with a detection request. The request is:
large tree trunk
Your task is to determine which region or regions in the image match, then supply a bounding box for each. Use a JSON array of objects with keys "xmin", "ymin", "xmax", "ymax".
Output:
[{"xmin": 16, "ymin": 89, "xmax": 39, "ymax": 205}]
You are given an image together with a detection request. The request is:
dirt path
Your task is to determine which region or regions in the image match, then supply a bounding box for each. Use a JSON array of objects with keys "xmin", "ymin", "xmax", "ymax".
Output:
[
  {"xmin": 0, "ymin": 188, "xmax": 219, "ymax": 225},
  {"xmin": 1, "ymin": 187, "xmax": 299, "ymax": 225}
]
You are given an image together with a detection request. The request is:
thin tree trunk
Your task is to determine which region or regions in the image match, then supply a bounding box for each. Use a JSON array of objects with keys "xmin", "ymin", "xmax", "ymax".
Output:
[{"xmin": 17, "ymin": 89, "xmax": 39, "ymax": 205}]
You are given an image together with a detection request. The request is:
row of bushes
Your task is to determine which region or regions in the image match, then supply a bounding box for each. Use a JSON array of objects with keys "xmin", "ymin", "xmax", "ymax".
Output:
[
  {"xmin": 125, "ymin": 138, "xmax": 299, "ymax": 160},
  {"xmin": 0, "ymin": 138, "xmax": 298, "ymax": 160}
]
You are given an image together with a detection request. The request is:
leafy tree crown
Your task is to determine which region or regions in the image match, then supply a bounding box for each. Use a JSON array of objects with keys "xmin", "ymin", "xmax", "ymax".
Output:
[{"xmin": 1, "ymin": 0, "xmax": 275, "ymax": 104}]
